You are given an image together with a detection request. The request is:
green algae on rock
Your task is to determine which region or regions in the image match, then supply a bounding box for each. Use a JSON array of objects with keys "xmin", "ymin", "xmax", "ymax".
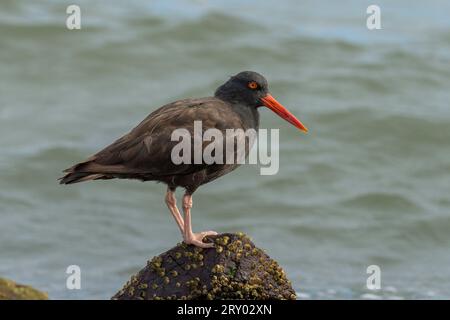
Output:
[
  {"xmin": 0, "ymin": 278, "xmax": 48, "ymax": 300},
  {"xmin": 112, "ymin": 233, "xmax": 296, "ymax": 300}
]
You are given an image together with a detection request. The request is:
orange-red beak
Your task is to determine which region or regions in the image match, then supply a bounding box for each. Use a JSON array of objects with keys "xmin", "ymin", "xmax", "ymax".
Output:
[{"xmin": 260, "ymin": 94, "xmax": 308, "ymax": 133}]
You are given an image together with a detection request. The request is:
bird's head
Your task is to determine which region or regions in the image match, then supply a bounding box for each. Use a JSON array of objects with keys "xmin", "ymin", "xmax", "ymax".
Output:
[{"xmin": 215, "ymin": 71, "xmax": 308, "ymax": 133}]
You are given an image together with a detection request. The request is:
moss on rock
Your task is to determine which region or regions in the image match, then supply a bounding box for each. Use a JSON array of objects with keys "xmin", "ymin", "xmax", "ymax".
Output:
[
  {"xmin": 112, "ymin": 233, "xmax": 296, "ymax": 300},
  {"xmin": 0, "ymin": 278, "xmax": 48, "ymax": 300}
]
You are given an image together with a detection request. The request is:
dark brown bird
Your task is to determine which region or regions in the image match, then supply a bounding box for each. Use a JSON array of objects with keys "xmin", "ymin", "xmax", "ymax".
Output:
[{"xmin": 60, "ymin": 71, "xmax": 307, "ymax": 248}]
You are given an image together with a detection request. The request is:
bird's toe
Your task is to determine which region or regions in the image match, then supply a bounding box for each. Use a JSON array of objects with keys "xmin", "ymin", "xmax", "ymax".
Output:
[
  {"xmin": 197, "ymin": 241, "xmax": 215, "ymax": 248},
  {"xmin": 201, "ymin": 230, "xmax": 218, "ymax": 236},
  {"xmin": 184, "ymin": 231, "xmax": 216, "ymax": 248},
  {"xmin": 184, "ymin": 238, "xmax": 214, "ymax": 248}
]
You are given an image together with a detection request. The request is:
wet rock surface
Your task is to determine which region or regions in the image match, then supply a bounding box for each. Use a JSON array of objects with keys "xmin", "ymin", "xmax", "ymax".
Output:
[{"xmin": 113, "ymin": 233, "xmax": 296, "ymax": 300}]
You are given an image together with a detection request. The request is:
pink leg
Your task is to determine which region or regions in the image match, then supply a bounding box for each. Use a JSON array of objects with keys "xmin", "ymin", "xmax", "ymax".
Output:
[
  {"xmin": 165, "ymin": 188, "xmax": 184, "ymax": 234},
  {"xmin": 182, "ymin": 193, "xmax": 217, "ymax": 248}
]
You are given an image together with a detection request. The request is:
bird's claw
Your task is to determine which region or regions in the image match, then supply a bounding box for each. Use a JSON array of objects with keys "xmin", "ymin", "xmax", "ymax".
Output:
[{"xmin": 184, "ymin": 231, "xmax": 218, "ymax": 248}]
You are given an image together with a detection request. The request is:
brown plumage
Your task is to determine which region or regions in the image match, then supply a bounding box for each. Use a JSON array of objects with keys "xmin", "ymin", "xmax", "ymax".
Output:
[
  {"xmin": 60, "ymin": 71, "xmax": 307, "ymax": 248},
  {"xmin": 60, "ymin": 97, "xmax": 247, "ymax": 193}
]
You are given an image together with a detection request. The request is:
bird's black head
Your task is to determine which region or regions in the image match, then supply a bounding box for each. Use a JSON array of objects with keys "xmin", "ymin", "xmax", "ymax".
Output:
[
  {"xmin": 215, "ymin": 71, "xmax": 308, "ymax": 133},
  {"xmin": 215, "ymin": 71, "xmax": 269, "ymax": 108}
]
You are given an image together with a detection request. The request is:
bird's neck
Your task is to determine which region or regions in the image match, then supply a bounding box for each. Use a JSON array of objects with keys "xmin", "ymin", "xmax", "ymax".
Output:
[
  {"xmin": 229, "ymin": 103, "xmax": 260, "ymax": 130},
  {"xmin": 214, "ymin": 91, "xmax": 260, "ymax": 130}
]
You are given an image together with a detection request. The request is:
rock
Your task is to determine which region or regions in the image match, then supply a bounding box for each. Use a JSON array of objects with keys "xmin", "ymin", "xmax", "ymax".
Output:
[
  {"xmin": 113, "ymin": 233, "xmax": 296, "ymax": 300},
  {"xmin": 0, "ymin": 278, "xmax": 48, "ymax": 300}
]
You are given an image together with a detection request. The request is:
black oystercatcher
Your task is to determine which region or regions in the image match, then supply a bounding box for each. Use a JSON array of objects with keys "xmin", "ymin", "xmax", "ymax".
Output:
[{"xmin": 60, "ymin": 71, "xmax": 308, "ymax": 248}]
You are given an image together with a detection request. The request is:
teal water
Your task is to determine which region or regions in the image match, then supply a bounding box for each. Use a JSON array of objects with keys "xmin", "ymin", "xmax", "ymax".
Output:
[{"xmin": 1, "ymin": 0, "xmax": 450, "ymax": 299}]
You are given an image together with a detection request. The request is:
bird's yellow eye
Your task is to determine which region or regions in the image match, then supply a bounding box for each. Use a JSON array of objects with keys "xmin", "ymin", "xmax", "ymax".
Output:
[{"xmin": 248, "ymin": 81, "xmax": 258, "ymax": 89}]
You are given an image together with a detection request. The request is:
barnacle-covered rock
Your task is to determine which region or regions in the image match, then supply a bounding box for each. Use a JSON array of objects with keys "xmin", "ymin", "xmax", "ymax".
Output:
[
  {"xmin": 112, "ymin": 233, "xmax": 296, "ymax": 300},
  {"xmin": 0, "ymin": 278, "xmax": 48, "ymax": 300}
]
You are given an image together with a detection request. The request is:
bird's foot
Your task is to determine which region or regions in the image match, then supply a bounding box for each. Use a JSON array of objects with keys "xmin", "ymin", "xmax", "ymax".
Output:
[{"xmin": 183, "ymin": 231, "xmax": 218, "ymax": 248}]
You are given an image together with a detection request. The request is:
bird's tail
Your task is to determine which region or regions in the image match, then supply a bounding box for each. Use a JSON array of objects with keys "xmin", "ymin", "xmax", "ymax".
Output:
[
  {"xmin": 59, "ymin": 171, "xmax": 105, "ymax": 185},
  {"xmin": 59, "ymin": 158, "xmax": 110, "ymax": 185}
]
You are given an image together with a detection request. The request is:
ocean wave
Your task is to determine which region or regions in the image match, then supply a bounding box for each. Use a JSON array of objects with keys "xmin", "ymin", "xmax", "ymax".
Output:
[{"xmin": 340, "ymin": 192, "xmax": 421, "ymax": 212}]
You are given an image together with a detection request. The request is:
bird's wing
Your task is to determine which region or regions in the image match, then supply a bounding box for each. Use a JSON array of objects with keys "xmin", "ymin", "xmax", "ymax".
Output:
[{"xmin": 65, "ymin": 97, "xmax": 243, "ymax": 177}]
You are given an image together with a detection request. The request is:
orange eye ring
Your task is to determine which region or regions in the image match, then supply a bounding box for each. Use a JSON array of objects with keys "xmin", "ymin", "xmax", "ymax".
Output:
[{"xmin": 248, "ymin": 81, "xmax": 258, "ymax": 89}]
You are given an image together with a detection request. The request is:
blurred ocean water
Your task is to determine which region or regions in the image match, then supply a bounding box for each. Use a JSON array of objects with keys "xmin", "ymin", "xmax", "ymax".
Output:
[{"xmin": 1, "ymin": 0, "xmax": 450, "ymax": 299}]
